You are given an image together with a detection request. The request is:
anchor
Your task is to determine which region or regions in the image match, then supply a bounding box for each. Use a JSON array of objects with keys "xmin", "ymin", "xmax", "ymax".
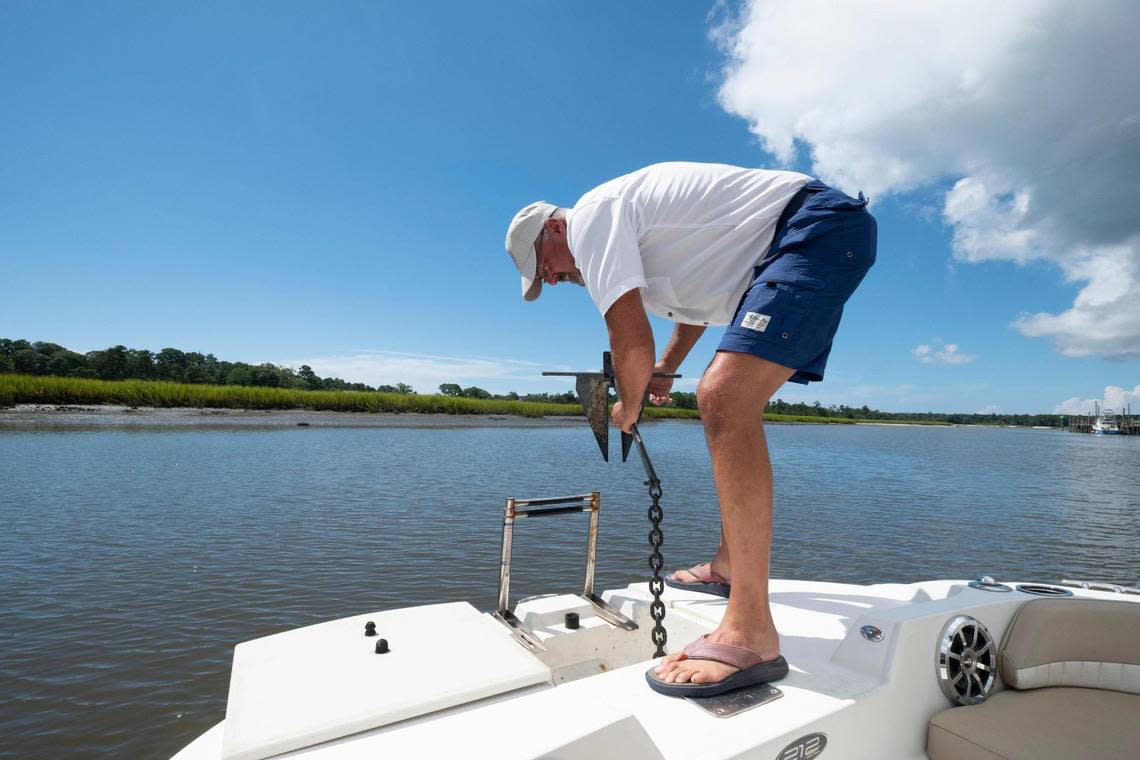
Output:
[
  {"xmin": 542, "ymin": 351, "xmax": 678, "ymax": 465},
  {"xmin": 543, "ymin": 351, "xmax": 677, "ymax": 657}
]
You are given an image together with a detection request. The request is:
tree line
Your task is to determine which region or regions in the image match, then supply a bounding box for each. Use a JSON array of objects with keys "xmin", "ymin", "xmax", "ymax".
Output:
[
  {"xmin": 0, "ymin": 338, "xmax": 1063, "ymax": 425},
  {"xmin": 0, "ymin": 338, "xmax": 576, "ymax": 403},
  {"xmin": 669, "ymin": 393, "xmax": 1060, "ymax": 427},
  {"xmin": 435, "ymin": 383, "xmax": 577, "ymax": 404},
  {"xmin": 0, "ymin": 338, "xmax": 391, "ymax": 393}
]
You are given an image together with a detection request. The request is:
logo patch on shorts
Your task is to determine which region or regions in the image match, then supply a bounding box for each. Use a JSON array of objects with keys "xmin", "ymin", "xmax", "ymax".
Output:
[{"xmin": 741, "ymin": 312, "xmax": 771, "ymax": 332}]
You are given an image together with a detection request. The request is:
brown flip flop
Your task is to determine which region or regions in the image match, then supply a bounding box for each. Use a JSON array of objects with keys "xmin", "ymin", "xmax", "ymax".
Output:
[
  {"xmin": 663, "ymin": 562, "xmax": 731, "ymax": 598},
  {"xmin": 646, "ymin": 635, "xmax": 789, "ymax": 697}
]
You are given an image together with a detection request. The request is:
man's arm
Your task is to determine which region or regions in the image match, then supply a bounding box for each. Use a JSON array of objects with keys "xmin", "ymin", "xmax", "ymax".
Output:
[
  {"xmin": 647, "ymin": 322, "xmax": 706, "ymax": 405},
  {"xmin": 658, "ymin": 322, "xmax": 706, "ymax": 371},
  {"xmin": 604, "ymin": 288, "xmax": 655, "ymax": 432}
]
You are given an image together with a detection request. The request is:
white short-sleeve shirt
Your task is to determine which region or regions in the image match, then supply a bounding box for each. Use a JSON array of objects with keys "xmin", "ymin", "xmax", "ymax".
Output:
[{"xmin": 567, "ymin": 162, "xmax": 811, "ymax": 325}]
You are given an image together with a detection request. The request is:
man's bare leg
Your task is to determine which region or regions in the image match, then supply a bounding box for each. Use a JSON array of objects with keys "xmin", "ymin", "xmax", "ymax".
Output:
[
  {"xmin": 654, "ymin": 351, "xmax": 793, "ymax": 685},
  {"xmin": 670, "ymin": 525, "xmax": 731, "ymax": 583}
]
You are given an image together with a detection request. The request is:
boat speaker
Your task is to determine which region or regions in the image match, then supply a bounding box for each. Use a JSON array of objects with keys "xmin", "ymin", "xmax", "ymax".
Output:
[{"xmin": 936, "ymin": 616, "xmax": 997, "ymax": 705}]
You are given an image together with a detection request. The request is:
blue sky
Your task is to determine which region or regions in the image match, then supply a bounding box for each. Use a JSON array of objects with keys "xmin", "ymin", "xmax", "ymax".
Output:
[{"xmin": 2, "ymin": 1, "xmax": 1137, "ymax": 414}]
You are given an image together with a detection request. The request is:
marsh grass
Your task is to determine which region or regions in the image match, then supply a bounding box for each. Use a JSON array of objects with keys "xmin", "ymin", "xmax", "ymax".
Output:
[
  {"xmin": 0, "ymin": 374, "xmax": 947, "ymax": 425},
  {"xmin": 0, "ymin": 374, "xmax": 698, "ymax": 420}
]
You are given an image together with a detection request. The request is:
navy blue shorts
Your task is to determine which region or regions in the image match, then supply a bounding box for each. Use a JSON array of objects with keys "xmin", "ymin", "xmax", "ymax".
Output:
[{"xmin": 718, "ymin": 180, "xmax": 877, "ymax": 384}]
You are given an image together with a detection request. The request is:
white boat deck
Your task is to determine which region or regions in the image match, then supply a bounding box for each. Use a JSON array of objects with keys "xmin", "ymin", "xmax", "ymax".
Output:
[
  {"xmin": 217, "ymin": 602, "xmax": 551, "ymax": 760},
  {"xmin": 173, "ymin": 579, "xmax": 1137, "ymax": 760}
]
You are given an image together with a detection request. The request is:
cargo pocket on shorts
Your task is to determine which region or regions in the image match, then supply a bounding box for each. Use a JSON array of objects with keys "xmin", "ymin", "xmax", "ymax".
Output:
[{"xmin": 738, "ymin": 277, "xmax": 822, "ymax": 343}]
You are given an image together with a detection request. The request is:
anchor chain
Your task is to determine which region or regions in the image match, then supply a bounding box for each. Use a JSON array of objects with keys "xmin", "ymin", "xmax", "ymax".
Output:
[{"xmin": 646, "ymin": 478, "xmax": 667, "ymax": 657}]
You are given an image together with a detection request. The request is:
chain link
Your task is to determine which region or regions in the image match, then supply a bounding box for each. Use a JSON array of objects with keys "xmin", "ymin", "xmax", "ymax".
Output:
[{"xmin": 646, "ymin": 479, "xmax": 667, "ymax": 656}]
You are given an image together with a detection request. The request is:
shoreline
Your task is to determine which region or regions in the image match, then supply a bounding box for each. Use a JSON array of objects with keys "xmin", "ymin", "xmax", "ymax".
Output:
[
  {"xmin": 0, "ymin": 404, "xmax": 600, "ymax": 429},
  {"xmin": 0, "ymin": 404, "xmax": 967, "ymax": 431}
]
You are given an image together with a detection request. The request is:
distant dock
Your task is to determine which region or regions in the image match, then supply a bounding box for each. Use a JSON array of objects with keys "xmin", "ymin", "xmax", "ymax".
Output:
[{"xmin": 1065, "ymin": 404, "xmax": 1139, "ymax": 435}]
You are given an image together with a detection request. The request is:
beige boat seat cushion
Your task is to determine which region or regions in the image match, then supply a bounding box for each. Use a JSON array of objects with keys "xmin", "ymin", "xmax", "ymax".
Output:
[
  {"xmin": 1000, "ymin": 598, "xmax": 1140, "ymax": 694},
  {"xmin": 927, "ymin": 686, "xmax": 1140, "ymax": 760}
]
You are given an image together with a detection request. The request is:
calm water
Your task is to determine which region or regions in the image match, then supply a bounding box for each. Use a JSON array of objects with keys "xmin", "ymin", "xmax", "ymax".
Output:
[{"xmin": 1, "ymin": 421, "xmax": 1137, "ymax": 758}]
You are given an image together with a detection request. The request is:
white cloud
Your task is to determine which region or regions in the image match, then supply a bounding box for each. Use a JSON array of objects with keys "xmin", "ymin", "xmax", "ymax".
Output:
[
  {"xmin": 281, "ymin": 350, "xmax": 569, "ymax": 395},
  {"xmin": 712, "ymin": 0, "xmax": 1140, "ymax": 358},
  {"xmin": 912, "ymin": 340, "xmax": 976, "ymax": 365},
  {"xmin": 977, "ymin": 404, "xmax": 1001, "ymax": 415},
  {"xmin": 1053, "ymin": 385, "xmax": 1140, "ymax": 415},
  {"xmin": 1011, "ymin": 241, "xmax": 1140, "ymax": 357}
]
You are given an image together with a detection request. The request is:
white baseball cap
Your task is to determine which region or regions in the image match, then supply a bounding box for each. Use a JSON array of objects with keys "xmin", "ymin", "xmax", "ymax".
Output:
[{"xmin": 505, "ymin": 201, "xmax": 557, "ymax": 301}]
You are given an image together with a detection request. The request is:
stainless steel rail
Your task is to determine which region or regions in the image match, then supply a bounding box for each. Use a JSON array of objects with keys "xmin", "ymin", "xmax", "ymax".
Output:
[
  {"xmin": 492, "ymin": 491, "xmax": 638, "ymax": 654},
  {"xmin": 1059, "ymin": 578, "xmax": 1140, "ymax": 595}
]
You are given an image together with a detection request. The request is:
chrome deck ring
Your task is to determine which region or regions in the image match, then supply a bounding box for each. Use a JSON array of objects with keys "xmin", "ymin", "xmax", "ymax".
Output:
[
  {"xmin": 968, "ymin": 576, "xmax": 1012, "ymax": 592},
  {"xmin": 1015, "ymin": 583, "xmax": 1073, "ymax": 597}
]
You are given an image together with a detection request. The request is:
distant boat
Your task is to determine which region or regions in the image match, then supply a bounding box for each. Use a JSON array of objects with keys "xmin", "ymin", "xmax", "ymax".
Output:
[{"xmin": 1092, "ymin": 409, "xmax": 1122, "ymax": 435}]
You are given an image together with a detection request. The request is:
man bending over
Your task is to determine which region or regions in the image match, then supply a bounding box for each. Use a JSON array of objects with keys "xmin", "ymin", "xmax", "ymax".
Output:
[{"xmin": 503, "ymin": 161, "xmax": 876, "ymax": 697}]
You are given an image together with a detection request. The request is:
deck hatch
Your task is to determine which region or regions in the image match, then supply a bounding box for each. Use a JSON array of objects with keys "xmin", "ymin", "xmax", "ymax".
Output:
[{"xmin": 220, "ymin": 602, "xmax": 550, "ymax": 760}]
